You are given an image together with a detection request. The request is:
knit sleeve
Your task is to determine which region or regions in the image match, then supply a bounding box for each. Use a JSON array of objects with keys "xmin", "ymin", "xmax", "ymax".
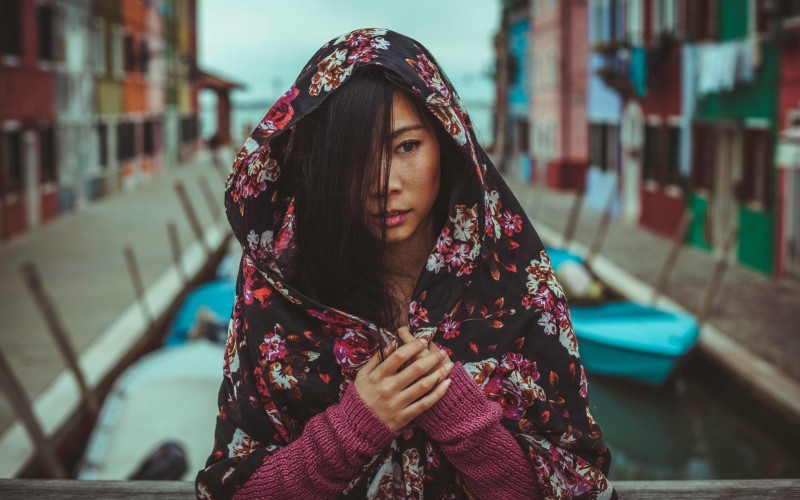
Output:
[
  {"xmin": 231, "ymin": 383, "xmax": 399, "ymax": 499},
  {"xmin": 415, "ymin": 362, "xmax": 537, "ymax": 499}
]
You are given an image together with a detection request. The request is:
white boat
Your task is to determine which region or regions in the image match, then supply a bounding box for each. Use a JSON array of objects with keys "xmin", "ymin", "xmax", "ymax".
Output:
[{"xmin": 78, "ymin": 340, "xmax": 223, "ymax": 481}]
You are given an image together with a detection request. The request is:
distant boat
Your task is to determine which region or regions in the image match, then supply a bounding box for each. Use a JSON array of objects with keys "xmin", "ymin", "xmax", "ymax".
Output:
[
  {"xmin": 546, "ymin": 246, "xmax": 699, "ymax": 386},
  {"xmin": 78, "ymin": 340, "xmax": 222, "ymax": 480},
  {"xmin": 165, "ymin": 279, "xmax": 235, "ymax": 345}
]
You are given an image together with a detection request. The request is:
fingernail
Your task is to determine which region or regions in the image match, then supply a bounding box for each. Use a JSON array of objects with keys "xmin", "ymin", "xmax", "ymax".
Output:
[
  {"xmin": 442, "ymin": 378, "xmax": 452, "ymax": 389},
  {"xmin": 419, "ymin": 338, "xmax": 429, "ymax": 347},
  {"xmin": 445, "ymin": 361, "xmax": 454, "ymax": 371}
]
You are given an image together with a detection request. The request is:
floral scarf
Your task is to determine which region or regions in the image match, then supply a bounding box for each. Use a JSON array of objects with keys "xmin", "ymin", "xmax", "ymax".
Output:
[{"xmin": 196, "ymin": 29, "xmax": 614, "ymax": 499}]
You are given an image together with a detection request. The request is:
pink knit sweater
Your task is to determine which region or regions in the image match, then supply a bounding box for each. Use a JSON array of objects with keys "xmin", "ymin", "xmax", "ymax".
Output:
[{"xmin": 232, "ymin": 363, "xmax": 536, "ymax": 499}]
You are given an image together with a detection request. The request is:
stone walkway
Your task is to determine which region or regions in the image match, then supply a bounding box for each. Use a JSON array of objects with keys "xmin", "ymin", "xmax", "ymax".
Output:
[
  {"xmin": 505, "ymin": 178, "xmax": 800, "ymax": 383},
  {"xmin": 0, "ymin": 151, "xmax": 231, "ymax": 435}
]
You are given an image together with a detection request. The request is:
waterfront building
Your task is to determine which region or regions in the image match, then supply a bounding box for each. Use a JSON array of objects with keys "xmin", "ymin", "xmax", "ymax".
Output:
[{"xmin": 0, "ymin": 0, "xmax": 202, "ymax": 241}]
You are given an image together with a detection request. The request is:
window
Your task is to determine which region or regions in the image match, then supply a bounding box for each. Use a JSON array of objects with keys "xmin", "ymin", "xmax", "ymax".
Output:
[
  {"xmin": 686, "ymin": 0, "xmax": 718, "ymax": 41},
  {"xmin": 40, "ymin": 126, "xmax": 57, "ymax": 183},
  {"xmin": 666, "ymin": 126, "xmax": 680, "ymax": 185},
  {"xmin": 112, "ymin": 25, "xmax": 124, "ymax": 79},
  {"xmin": 591, "ymin": 0, "xmax": 604, "ymax": 44},
  {"xmin": 691, "ymin": 124, "xmax": 715, "ymax": 191},
  {"xmin": 180, "ymin": 116, "xmax": 199, "ymax": 145},
  {"xmin": 0, "ymin": 0, "xmax": 22, "ymax": 57},
  {"xmin": 780, "ymin": 0, "xmax": 800, "ymax": 20},
  {"xmin": 37, "ymin": 4, "xmax": 55, "ymax": 62},
  {"xmin": 139, "ymin": 39, "xmax": 150, "ymax": 76},
  {"xmin": 97, "ymin": 123, "xmax": 108, "ymax": 167},
  {"xmin": 589, "ymin": 123, "xmax": 620, "ymax": 172},
  {"xmin": 624, "ymin": 0, "xmax": 643, "ymax": 45},
  {"xmin": 144, "ymin": 120, "xmax": 155, "ymax": 156},
  {"xmin": 124, "ymin": 33, "xmax": 136, "ymax": 74},
  {"xmin": 1, "ymin": 130, "xmax": 23, "ymax": 195},
  {"xmin": 654, "ymin": 0, "xmax": 680, "ymax": 34},
  {"xmin": 644, "ymin": 125, "xmax": 660, "ymax": 181},
  {"xmin": 741, "ymin": 128, "xmax": 772, "ymax": 207},
  {"xmin": 117, "ymin": 122, "xmax": 136, "ymax": 161},
  {"xmin": 92, "ymin": 18, "xmax": 107, "ymax": 76},
  {"xmin": 590, "ymin": 123, "xmax": 605, "ymax": 170}
]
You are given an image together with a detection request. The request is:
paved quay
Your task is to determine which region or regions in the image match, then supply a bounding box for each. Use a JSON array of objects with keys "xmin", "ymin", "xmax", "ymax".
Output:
[
  {"xmin": 505, "ymin": 177, "xmax": 800, "ymax": 422},
  {"xmin": 0, "ymin": 150, "xmax": 232, "ymax": 443}
]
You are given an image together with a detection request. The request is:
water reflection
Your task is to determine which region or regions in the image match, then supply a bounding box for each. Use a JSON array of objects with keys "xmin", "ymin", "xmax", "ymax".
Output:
[{"xmin": 588, "ymin": 366, "xmax": 800, "ymax": 481}]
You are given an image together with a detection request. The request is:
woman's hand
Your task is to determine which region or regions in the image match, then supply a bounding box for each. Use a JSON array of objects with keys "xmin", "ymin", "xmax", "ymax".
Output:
[
  {"xmin": 395, "ymin": 326, "xmax": 452, "ymax": 370},
  {"xmin": 354, "ymin": 335, "xmax": 454, "ymax": 431}
]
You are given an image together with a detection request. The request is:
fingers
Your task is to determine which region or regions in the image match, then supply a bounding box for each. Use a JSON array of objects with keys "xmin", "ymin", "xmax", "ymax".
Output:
[
  {"xmin": 380, "ymin": 337, "xmax": 431, "ymax": 374},
  {"xmin": 397, "ymin": 326, "xmax": 437, "ymax": 361},
  {"xmin": 394, "ymin": 345, "xmax": 448, "ymax": 388},
  {"xmin": 398, "ymin": 358, "xmax": 454, "ymax": 406},
  {"xmin": 360, "ymin": 349, "xmax": 383, "ymax": 374},
  {"xmin": 404, "ymin": 377, "xmax": 452, "ymax": 418}
]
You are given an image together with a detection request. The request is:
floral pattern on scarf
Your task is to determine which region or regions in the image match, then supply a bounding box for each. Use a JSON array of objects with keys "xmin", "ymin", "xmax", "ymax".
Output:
[{"xmin": 197, "ymin": 28, "xmax": 615, "ymax": 499}]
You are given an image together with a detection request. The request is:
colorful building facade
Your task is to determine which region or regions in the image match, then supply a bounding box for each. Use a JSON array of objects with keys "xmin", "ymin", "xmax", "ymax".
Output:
[
  {"xmin": 532, "ymin": 0, "xmax": 589, "ymax": 191},
  {"xmin": 0, "ymin": 0, "xmax": 201, "ymax": 240},
  {"xmin": 495, "ymin": 0, "xmax": 798, "ymax": 278}
]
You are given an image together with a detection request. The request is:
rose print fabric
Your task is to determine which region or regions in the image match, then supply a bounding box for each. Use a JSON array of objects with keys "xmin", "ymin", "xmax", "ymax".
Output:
[{"xmin": 196, "ymin": 29, "xmax": 615, "ymax": 499}]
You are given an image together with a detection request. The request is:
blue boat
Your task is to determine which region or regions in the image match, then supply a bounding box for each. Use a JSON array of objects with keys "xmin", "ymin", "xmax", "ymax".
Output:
[
  {"xmin": 165, "ymin": 279, "xmax": 235, "ymax": 346},
  {"xmin": 545, "ymin": 246, "xmax": 699, "ymax": 386}
]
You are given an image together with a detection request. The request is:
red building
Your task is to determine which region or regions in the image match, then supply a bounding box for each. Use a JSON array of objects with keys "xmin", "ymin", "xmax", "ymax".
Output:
[
  {"xmin": 629, "ymin": 0, "xmax": 685, "ymax": 238},
  {"xmin": 0, "ymin": 0, "xmax": 60, "ymax": 238},
  {"xmin": 776, "ymin": 2, "xmax": 800, "ymax": 279},
  {"xmin": 532, "ymin": 0, "xmax": 589, "ymax": 190}
]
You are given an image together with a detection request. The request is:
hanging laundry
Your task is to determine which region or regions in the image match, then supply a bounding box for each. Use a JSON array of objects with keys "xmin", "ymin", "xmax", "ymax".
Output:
[
  {"xmin": 697, "ymin": 41, "xmax": 740, "ymax": 95},
  {"xmin": 630, "ymin": 46, "xmax": 648, "ymax": 96},
  {"xmin": 735, "ymin": 38, "xmax": 755, "ymax": 84}
]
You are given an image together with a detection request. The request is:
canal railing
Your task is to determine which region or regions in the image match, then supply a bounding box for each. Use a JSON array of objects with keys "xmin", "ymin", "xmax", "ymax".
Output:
[{"xmin": 0, "ymin": 478, "xmax": 799, "ymax": 498}]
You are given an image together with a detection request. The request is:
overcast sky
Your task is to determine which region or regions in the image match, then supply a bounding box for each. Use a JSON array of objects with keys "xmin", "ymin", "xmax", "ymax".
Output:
[{"xmin": 197, "ymin": 0, "xmax": 502, "ymax": 105}]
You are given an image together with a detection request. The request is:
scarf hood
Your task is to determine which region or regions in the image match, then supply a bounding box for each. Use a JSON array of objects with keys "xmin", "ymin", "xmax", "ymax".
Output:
[{"xmin": 197, "ymin": 29, "xmax": 613, "ymax": 499}]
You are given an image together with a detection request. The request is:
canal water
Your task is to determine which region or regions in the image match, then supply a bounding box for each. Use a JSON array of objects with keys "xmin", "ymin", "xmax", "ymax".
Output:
[{"xmin": 589, "ymin": 355, "xmax": 800, "ymax": 481}]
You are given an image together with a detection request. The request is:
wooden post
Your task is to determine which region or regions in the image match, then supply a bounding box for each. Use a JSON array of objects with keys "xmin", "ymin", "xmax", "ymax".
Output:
[
  {"xmin": 562, "ymin": 183, "xmax": 585, "ymax": 248},
  {"xmin": 651, "ymin": 211, "xmax": 693, "ymax": 304},
  {"xmin": 586, "ymin": 185, "xmax": 617, "ymax": 266},
  {"xmin": 124, "ymin": 245, "xmax": 154, "ymax": 329},
  {"xmin": 696, "ymin": 224, "xmax": 739, "ymax": 324},
  {"xmin": 197, "ymin": 175, "xmax": 222, "ymax": 222},
  {"xmin": 19, "ymin": 261, "xmax": 99, "ymax": 419},
  {"xmin": 0, "ymin": 350, "xmax": 67, "ymax": 478},
  {"xmin": 167, "ymin": 221, "xmax": 186, "ymax": 285},
  {"xmin": 174, "ymin": 181, "xmax": 210, "ymax": 254}
]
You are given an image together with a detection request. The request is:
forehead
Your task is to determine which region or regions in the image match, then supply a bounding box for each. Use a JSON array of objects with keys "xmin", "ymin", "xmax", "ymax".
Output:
[{"xmin": 391, "ymin": 91, "xmax": 426, "ymax": 129}]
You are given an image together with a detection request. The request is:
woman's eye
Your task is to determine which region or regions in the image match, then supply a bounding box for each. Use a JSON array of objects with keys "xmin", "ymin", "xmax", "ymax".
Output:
[{"xmin": 395, "ymin": 140, "xmax": 420, "ymax": 154}]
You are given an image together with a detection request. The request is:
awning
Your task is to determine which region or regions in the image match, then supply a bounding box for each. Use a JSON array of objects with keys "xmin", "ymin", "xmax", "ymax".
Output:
[{"xmin": 777, "ymin": 127, "xmax": 800, "ymax": 170}]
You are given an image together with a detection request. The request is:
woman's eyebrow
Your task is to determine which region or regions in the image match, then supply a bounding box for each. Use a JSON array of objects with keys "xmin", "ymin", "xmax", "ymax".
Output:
[{"xmin": 391, "ymin": 124, "xmax": 424, "ymax": 138}]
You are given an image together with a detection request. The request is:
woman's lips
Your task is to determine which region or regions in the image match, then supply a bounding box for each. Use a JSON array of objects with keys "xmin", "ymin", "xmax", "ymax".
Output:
[{"xmin": 374, "ymin": 210, "xmax": 410, "ymax": 228}]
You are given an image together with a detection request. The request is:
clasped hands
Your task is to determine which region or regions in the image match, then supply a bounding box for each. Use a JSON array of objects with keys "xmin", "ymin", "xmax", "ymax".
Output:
[{"xmin": 353, "ymin": 326, "xmax": 454, "ymax": 431}]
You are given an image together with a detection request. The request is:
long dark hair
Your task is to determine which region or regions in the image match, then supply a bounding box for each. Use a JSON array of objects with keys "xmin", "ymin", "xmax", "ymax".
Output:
[{"xmin": 281, "ymin": 66, "xmax": 464, "ymax": 329}]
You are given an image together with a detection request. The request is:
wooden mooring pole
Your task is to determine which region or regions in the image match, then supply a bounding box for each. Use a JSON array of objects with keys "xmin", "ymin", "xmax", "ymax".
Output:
[
  {"xmin": 0, "ymin": 350, "xmax": 67, "ymax": 479},
  {"xmin": 19, "ymin": 261, "xmax": 99, "ymax": 419},
  {"xmin": 166, "ymin": 221, "xmax": 186, "ymax": 285},
  {"xmin": 696, "ymin": 224, "xmax": 739, "ymax": 324},
  {"xmin": 651, "ymin": 210, "xmax": 693, "ymax": 304},
  {"xmin": 124, "ymin": 246, "xmax": 154, "ymax": 329},
  {"xmin": 197, "ymin": 175, "xmax": 223, "ymax": 222},
  {"xmin": 585, "ymin": 185, "xmax": 617, "ymax": 266},
  {"xmin": 562, "ymin": 183, "xmax": 585, "ymax": 249},
  {"xmin": 173, "ymin": 181, "xmax": 210, "ymax": 255}
]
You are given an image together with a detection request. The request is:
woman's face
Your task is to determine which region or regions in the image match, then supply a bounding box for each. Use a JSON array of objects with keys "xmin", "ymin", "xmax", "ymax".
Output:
[{"xmin": 367, "ymin": 91, "xmax": 441, "ymax": 247}]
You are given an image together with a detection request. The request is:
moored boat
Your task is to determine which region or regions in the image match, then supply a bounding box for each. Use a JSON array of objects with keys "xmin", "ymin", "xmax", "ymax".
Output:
[{"xmin": 545, "ymin": 246, "xmax": 699, "ymax": 386}]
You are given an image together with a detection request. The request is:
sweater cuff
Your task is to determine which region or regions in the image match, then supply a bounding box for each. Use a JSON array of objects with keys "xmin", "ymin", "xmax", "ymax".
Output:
[
  {"xmin": 331, "ymin": 382, "xmax": 400, "ymax": 454},
  {"xmin": 415, "ymin": 362, "xmax": 503, "ymax": 443}
]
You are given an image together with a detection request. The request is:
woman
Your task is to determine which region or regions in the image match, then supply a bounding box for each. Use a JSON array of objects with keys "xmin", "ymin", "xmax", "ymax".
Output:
[{"xmin": 196, "ymin": 29, "xmax": 615, "ymax": 499}]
